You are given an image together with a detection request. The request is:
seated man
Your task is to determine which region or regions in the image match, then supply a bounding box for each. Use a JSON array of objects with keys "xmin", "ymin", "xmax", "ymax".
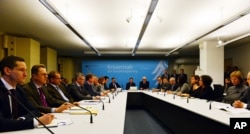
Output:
[
  {"xmin": 139, "ymin": 76, "xmax": 150, "ymax": 90},
  {"xmin": 84, "ymin": 74, "xmax": 103, "ymax": 97},
  {"xmin": 0, "ymin": 56, "xmax": 53, "ymax": 132},
  {"xmin": 47, "ymin": 71, "xmax": 78, "ymax": 105},
  {"xmin": 67, "ymin": 72, "xmax": 98, "ymax": 101},
  {"xmin": 126, "ymin": 77, "xmax": 136, "ymax": 90},
  {"xmin": 23, "ymin": 64, "xmax": 71, "ymax": 113},
  {"xmin": 109, "ymin": 77, "xmax": 121, "ymax": 91}
]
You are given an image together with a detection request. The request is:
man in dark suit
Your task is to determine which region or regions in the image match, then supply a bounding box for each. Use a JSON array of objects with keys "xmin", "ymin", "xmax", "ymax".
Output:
[
  {"xmin": 126, "ymin": 77, "xmax": 136, "ymax": 90},
  {"xmin": 67, "ymin": 72, "xmax": 96, "ymax": 101},
  {"xmin": 170, "ymin": 69, "xmax": 179, "ymax": 83},
  {"xmin": 169, "ymin": 77, "xmax": 179, "ymax": 91},
  {"xmin": 109, "ymin": 77, "xmax": 121, "ymax": 91},
  {"xmin": 104, "ymin": 76, "xmax": 109, "ymax": 90},
  {"xmin": 161, "ymin": 69, "xmax": 170, "ymax": 80},
  {"xmin": 139, "ymin": 76, "xmax": 150, "ymax": 90},
  {"xmin": 47, "ymin": 71, "xmax": 78, "ymax": 105},
  {"xmin": 84, "ymin": 74, "xmax": 102, "ymax": 96},
  {"xmin": 179, "ymin": 68, "xmax": 188, "ymax": 82},
  {"xmin": 23, "ymin": 64, "xmax": 70, "ymax": 113},
  {"xmin": 0, "ymin": 56, "xmax": 53, "ymax": 132}
]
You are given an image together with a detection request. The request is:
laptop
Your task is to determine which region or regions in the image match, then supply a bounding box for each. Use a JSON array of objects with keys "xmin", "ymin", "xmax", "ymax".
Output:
[{"xmin": 129, "ymin": 86, "xmax": 137, "ymax": 90}]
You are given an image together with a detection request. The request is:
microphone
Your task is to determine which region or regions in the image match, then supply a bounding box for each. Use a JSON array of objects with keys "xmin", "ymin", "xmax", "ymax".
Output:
[
  {"xmin": 99, "ymin": 99, "xmax": 104, "ymax": 110},
  {"xmin": 75, "ymin": 105, "xmax": 94, "ymax": 123},
  {"xmin": 7, "ymin": 91, "xmax": 54, "ymax": 134},
  {"xmin": 209, "ymin": 101, "xmax": 212, "ymax": 110},
  {"xmin": 105, "ymin": 94, "xmax": 111, "ymax": 103}
]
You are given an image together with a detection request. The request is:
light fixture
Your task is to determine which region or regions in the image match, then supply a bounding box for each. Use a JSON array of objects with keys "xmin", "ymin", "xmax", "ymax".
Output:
[
  {"xmin": 165, "ymin": 7, "xmax": 250, "ymax": 56},
  {"xmin": 39, "ymin": 0, "xmax": 101, "ymax": 56},
  {"xmin": 217, "ymin": 36, "xmax": 223, "ymax": 45},
  {"xmin": 126, "ymin": 16, "xmax": 132, "ymax": 23},
  {"xmin": 132, "ymin": 0, "xmax": 159, "ymax": 56},
  {"xmin": 216, "ymin": 33, "xmax": 250, "ymax": 47}
]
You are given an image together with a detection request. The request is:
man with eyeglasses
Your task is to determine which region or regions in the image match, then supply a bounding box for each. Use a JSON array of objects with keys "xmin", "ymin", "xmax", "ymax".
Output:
[
  {"xmin": 46, "ymin": 71, "xmax": 79, "ymax": 105},
  {"xmin": 0, "ymin": 56, "xmax": 54, "ymax": 132},
  {"xmin": 23, "ymin": 64, "xmax": 71, "ymax": 113}
]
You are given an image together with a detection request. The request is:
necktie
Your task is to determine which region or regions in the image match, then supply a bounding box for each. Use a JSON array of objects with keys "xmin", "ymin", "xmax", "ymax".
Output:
[
  {"xmin": 10, "ymin": 89, "xmax": 18, "ymax": 119},
  {"xmin": 56, "ymin": 86, "xmax": 69, "ymax": 101},
  {"xmin": 38, "ymin": 88, "xmax": 48, "ymax": 107}
]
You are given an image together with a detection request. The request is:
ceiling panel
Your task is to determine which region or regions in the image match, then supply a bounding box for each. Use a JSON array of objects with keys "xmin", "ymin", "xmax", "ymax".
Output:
[{"xmin": 0, "ymin": 0, "xmax": 249, "ymax": 56}]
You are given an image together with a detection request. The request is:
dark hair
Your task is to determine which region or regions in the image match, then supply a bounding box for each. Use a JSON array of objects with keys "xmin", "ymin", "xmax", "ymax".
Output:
[
  {"xmin": 85, "ymin": 73, "xmax": 93, "ymax": 81},
  {"xmin": 104, "ymin": 76, "xmax": 109, "ymax": 80},
  {"xmin": 191, "ymin": 75, "xmax": 200, "ymax": 83},
  {"xmin": 0, "ymin": 55, "xmax": 25, "ymax": 75},
  {"xmin": 98, "ymin": 77, "xmax": 105, "ymax": 84},
  {"xmin": 200, "ymin": 75, "xmax": 213, "ymax": 86},
  {"xmin": 48, "ymin": 71, "xmax": 60, "ymax": 81},
  {"xmin": 31, "ymin": 64, "xmax": 46, "ymax": 75}
]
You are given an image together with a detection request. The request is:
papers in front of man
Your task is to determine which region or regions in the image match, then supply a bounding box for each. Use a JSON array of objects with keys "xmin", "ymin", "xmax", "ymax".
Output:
[
  {"xmin": 213, "ymin": 104, "xmax": 250, "ymax": 114},
  {"xmin": 69, "ymin": 106, "xmax": 98, "ymax": 115}
]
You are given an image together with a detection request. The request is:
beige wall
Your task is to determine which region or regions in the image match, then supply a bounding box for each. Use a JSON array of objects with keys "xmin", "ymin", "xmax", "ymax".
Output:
[
  {"xmin": 16, "ymin": 37, "xmax": 40, "ymax": 81},
  {"xmin": 58, "ymin": 57, "xmax": 74, "ymax": 82},
  {"xmin": 41, "ymin": 47, "xmax": 57, "ymax": 72},
  {"xmin": 225, "ymin": 43, "xmax": 250, "ymax": 77}
]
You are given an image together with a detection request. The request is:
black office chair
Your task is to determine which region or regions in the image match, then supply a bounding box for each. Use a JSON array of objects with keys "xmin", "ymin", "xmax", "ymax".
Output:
[{"xmin": 213, "ymin": 84, "xmax": 224, "ymax": 102}]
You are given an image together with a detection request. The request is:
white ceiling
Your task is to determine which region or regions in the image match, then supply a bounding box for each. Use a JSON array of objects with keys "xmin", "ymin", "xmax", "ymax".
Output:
[{"xmin": 0, "ymin": 0, "xmax": 250, "ymax": 57}]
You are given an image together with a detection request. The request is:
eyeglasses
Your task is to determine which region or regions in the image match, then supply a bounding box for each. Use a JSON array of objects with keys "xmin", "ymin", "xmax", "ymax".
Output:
[{"xmin": 39, "ymin": 73, "xmax": 48, "ymax": 76}]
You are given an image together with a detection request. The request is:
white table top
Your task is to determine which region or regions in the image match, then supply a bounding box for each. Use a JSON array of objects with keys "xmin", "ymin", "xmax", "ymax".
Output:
[
  {"xmin": 3, "ymin": 90, "xmax": 250, "ymax": 133},
  {"xmin": 2, "ymin": 91, "xmax": 127, "ymax": 134},
  {"xmin": 140, "ymin": 90, "xmax": 250, "ymax": 126}
]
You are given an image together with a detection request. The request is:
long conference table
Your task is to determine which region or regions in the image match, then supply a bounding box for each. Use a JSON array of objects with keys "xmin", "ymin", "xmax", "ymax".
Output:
[{"xmin": 3, "ymin": 90, "xmax": 250, "ymax": 134}]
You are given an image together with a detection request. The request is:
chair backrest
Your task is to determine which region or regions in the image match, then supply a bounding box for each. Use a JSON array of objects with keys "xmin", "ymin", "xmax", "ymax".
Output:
[{"xmin": 213, "ymin": 84, "xmax": 224, "ymax": 102}]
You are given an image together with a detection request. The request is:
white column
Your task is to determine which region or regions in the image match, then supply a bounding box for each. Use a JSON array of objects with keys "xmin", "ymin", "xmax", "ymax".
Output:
[{"xmin": 195, "ymin": 41, "xmax": 224, "ymax": 85}]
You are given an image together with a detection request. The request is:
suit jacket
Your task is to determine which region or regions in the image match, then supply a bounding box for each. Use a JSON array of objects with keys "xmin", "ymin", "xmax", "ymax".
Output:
[
  {"xmin": 170, "ymin": 83, "xmax": 179, "ymax": 91},
  {"xmin": 0, "ymin": 80, "xmax": 40, "ymax": 132},
  {"xmin": 126, "ymin": 82, "xmax": 136, "ymax": 90},
  {"xmin": 109, "ymin": 82, "xmax": 121, "ymax": 89},
  {"xmin": 84, "ymin": 82, "xmax": 100, "ymax": 96},
  {"xmin": 47, "ymin": 84, "xmax": 74, "ymax": 103},
  {"xmin": 23, "ymin": 81, "xmax": 65, "ymax": 113},
  {"xmin": 67, "ymin": 82, "xmax": 92, "ymax": 101},
  {"xmin": 139, "ymin": 81, "xmax": 149, "ymax": 90},
  {"xmin": 240, "ymin": 87, "xmax": 250, "ymax": 110}
]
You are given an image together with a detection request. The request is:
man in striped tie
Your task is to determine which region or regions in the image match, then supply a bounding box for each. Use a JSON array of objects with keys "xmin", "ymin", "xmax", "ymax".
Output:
[{"xmin": 23, "ymin": 64, "xmax": 71, "ymax": 113}]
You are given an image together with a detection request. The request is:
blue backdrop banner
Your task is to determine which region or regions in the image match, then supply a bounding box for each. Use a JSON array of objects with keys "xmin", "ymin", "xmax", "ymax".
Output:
[{"xmin": 82, "ymin": 60, "xmax": 168, "ymax": 89}]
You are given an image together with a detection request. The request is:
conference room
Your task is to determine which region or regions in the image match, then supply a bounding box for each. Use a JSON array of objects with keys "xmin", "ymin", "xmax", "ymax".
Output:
[{"xmin": 1, "ymin": 0, "xmax": 250, "ymax": 134}]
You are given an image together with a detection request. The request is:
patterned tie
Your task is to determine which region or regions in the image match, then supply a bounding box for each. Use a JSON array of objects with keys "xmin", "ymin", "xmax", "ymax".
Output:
[
  {"xmin": 38, "ymin": 88, "xmax": 48, "ymax": 107},
  {"xmin": 10, "ymin": 89, "xmax": 18, "ymax": 119}
]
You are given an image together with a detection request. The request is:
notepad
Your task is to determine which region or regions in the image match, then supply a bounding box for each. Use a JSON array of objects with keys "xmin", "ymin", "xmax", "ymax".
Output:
[
  {"xmin": 69, "ymin": 107, "xmax": 98, "ymax": 115},
  {"xmin": 79, "ymin": 100, "xmax": 101, "ymax": 105},
  {"xmin": 214, "ymin": 105, "xmax": 250, "ymax": 114}
]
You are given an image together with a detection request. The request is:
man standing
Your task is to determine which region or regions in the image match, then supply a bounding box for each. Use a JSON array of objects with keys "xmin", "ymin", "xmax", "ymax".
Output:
[
  {"xmin": 23, "ymin": 64, "xmax": 70, "ymax": 113},
  {"xmin": 0, "ymin": 56, "xmax": 53, "ymax": 132}
]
